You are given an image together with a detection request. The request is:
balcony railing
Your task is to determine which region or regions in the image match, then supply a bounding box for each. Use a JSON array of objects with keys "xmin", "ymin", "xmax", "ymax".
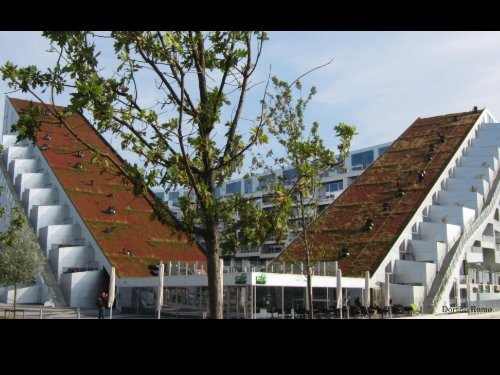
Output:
[
  {"xmin": 239, "ymin": 247, "xmax": 260, "ymax": 254},
  {"xmin": 265, "ymin": 260, "xmax": 340, "ymax": 276},
  {"xmin": 261, "ymin": 245, "xmax": 283, "ymax": 254},
  {"xmin": 430, "ymin": 167, "xmax": 500, "ymax": 312},
  {"xmin": 63, "ymin": 267, "xmax": 98, "ymax": 274},
  {"xmin": 163, "ymin": 261, "xmax": 207, "ymax": 276},
  {"xmin": 352, "ymin": 166, "xmax": 364, "ymax": 171}
]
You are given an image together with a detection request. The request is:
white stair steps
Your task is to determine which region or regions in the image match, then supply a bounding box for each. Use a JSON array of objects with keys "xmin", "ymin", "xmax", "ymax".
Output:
[
  {"xmin": 418, "ymin": 221, "xmax": 462, "ymax": 248},
  {"xmin": 446, "ymin": 178, "xmax": 489, "ymax": 197},
  {"xmin": 38, "ymin": 224, "xmax": 83, "ymax": 257},
  {"xmin": 427, "ymin": 205, "xmax": 475, "ymax": 229},
  {"xmin": 438, "ymin": 190, "xmax": 484, "ymax": 214}
]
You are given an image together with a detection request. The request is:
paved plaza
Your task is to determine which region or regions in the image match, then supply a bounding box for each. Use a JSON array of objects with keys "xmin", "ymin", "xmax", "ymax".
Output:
[{"xmin": 2, "ymin": 302, "xmax": 499, "ymax": 319}]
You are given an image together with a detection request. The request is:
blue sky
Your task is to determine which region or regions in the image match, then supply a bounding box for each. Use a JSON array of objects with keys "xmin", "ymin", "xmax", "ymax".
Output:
[{"xmin": 1, "ymin": 31, "xmax": 500, "ymax": 179}]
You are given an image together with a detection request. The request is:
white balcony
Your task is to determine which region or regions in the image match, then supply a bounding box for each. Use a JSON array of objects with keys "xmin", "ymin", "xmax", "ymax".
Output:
[
  {"xmin": 38, "ymin": 224, "xmax": 83, "ymax": 257},
  {"xmin": 3, "ymin": 145, "xmax": 34, "ymax": 168},
  {"xmin": 453, "ymin": 166, "xmax": 494, "ymax": 184},
  {"xmin": 9, "ymin": 158, "xmax": 40, "ymax": 180},
  {"xmin": 49, "ymin": 245, "xmax": 93, "ymax": 283},
  {"xmin": 472, "ymin": 136, "xmax": 500, "ymax": 149},
  {"xmin": 467, "ymin": 142, "xmax": 499, "ymax": 160},
  {"xmin": 1, "ymin": 134, "xmax": 18, "ymax": 150},
  {"xmin": 15, "ymin": 172, "xmax": 49, "ymax": 197},
  {"xmin": 460, "ymin": 155, "xmax": 498, "ymax": 174},
  {"xmin": 482, "ymin": 235, "xmax": 495, "ymax": 247},
  {"xmin": 438, "ymin": 190, "xmax": 484, "ymax": 214},
  {"xmin": 22, "ymin": 187, "xmax": 59, "ymax": 215},
  {"xmin": 30, "ymin": 204, "xmax": 71, "ymax": 235},
  {"xmin": 446, "ymin": 177, "xmax": 489, "ymax": 197},
  {"xmin": 1, "ymin": 285, "xmax": 41, "ymax": 305},
  {"xmin": 390, "ymin": 284, "xmax": 425, "ymax": 307},
  {"xmin": 60, "ymin": 269, "xmax": 102, "ymax": 308},
  {"xmin": 466, "ymin": 246, "xmax": 484, "ymax": 263},
  {"xmin": 410, "ymin": 240, "xmax": 447, "ymax": 270},
  {"xmin": 394, "ymin": 259, "xmax": 436, "ymax": 295},
  {"xmin": 418, "ymin": 222, "xmax": 461, "ymax": 248},
  {"xmin": 427, "ymin": 205, "xmax": 475, "ymax": 229}
]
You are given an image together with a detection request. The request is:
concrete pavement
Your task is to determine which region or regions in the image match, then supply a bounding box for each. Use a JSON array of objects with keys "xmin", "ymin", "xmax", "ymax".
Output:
[{"xmin": 2, "ymin": 302, "xmax": 500, "ymax": 319}]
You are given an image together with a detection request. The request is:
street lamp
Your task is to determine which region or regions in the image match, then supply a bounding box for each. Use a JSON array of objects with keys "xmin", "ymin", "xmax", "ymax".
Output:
[
  {"xmin": 385, "ymin": 272, "xmax": 392, "ymax": 319},
  {"xmin": 463, "ymin": 259, "xmax": 470, "ymax": 316}
]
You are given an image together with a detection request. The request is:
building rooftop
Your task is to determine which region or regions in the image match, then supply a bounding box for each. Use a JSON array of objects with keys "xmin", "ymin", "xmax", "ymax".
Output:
[
  {"xmin": 8, "ymin": 98, "xmax": 204, "ymax": 278},
  {"xmin": 277, "ymin": 109, "xmax": 483, "ymax": 277}
]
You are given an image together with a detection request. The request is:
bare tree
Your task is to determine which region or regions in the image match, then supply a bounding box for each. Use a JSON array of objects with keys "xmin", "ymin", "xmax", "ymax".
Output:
[{"xmin": 266, "ymin": 78, "xmax": 357, "ymax": 319}]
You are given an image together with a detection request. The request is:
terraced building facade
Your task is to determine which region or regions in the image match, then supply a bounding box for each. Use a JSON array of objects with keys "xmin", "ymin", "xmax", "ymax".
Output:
[
  {"xmin": 278, "ymin": 107, "xmax": 500, "ymax": 313},
  {"xmin": 0, "ymin": 97, "xmax": 204, "ymax": 308}
]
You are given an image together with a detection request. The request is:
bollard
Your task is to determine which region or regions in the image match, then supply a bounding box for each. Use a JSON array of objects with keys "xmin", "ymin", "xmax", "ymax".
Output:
[
  {"xmin": 39, "ymin": 308, "xmax": 43, "ymax": 319},
  {"xmin": 77, "ymin": 307, "xmax": 81, "ymax": 319}
]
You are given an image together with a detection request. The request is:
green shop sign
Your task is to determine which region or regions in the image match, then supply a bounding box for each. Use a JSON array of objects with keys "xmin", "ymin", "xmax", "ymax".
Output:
[
  {"xmin": 235, "ymin": 274, "xmax": 247, "ymax": 284},
  {"xmin": 256, "ymin": 274, "xmax": 267, "ymax": 284}
]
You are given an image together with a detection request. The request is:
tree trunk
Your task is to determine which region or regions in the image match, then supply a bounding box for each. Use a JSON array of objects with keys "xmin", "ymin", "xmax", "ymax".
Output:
[
  {"xmin": 206, "ymin": 250, "xmax": 223, "ymax": 319},
  {"xmin": 306, "ymin": 269, "xmax": 314, "ymax": 319},
  {"xmin": 13, "ymin": 283, "xmax": 17, "ymax": 320},
  {"xmin": 299, "ymin": 192, "xmax": 314, "ymax": 319},
  {"xmin": 204, "ymin": 220, "xmax": 223, "ymax": 319}
]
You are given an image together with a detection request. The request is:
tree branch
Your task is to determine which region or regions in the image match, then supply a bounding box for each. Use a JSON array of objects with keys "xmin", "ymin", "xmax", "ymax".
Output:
[
  {"xmin": 134, "ymin": 39, "xmax": 189, "ymax": 115},
  {"xmin": 193, "ymin": 31, "xmax": 208, "ymax": 111},
  {"xmin": 155, "ymin": 31, "xmax": 197, "ymax": 113},
  {"xmin": 177, "ymin": 72, "xmax": 205, "ymax": 210},
  {"xmin": 212, "ymin": 34, "xmax": 235, "ymax": 116},
  {"xmin": 222, "ymin": 32, "xmax": 252, "ymax": 161},
  {"xmin": 111, "ymin": 86, "xmax": 194, "ymax": 170},
  {"xmin": 289, "ymin": 58, "xmax": 334, "ymax": 88}
]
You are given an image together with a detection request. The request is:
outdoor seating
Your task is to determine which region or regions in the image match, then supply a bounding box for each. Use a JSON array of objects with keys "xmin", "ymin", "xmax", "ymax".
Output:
[
  {"xmin": 361, "ymin": 306, "xmax": 375, "ymax": 318},
  {"xmin": 391, "ymin": 304, "xmax": 404, "ymax": 317},
  {"xmin": 375, "ymin": 306, "xmax": 389, "ymax": 317},
  {"xmin": 403, "ymin": 306, "xmax": 413, "ymax": 315},
  {"xmin": 349, "ymin": 306, "xmax": 362, "ymax": 318}
]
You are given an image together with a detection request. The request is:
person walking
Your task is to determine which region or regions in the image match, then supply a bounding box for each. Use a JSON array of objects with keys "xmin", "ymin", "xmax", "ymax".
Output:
[{"xmin": 96, "ymin": 291, "xmax": 108, "ymax": 319}]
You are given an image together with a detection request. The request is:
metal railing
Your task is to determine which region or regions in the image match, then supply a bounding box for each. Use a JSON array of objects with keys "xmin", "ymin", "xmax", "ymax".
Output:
[
  {"xmin": 3, "ymin": 309, "xmax": 25, "ymax": 319},
  {"xmin": 430, "ymin": 171, "xmax": 500, "ymax": 312},
  {"xmin": 265, "ymin": 260, "xmax": 339, "ymax": 276},
  {"xmin": 238, "ymin": 247, "xmax": 260, "ymax": 254},
  {"xmin": 352, "ymin": 165, "xmax": 365, "ymax": 171},
  {"xmin": 62, "ymin": 267, "xmax": 98, "ymax": 274},
  {"xmin": 1, "ymin": 306, "xmax": 80, "ymax": 319},
  {"xmin": 163, "ymin": 261, "xmax": 207, "ymax": 276}
]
